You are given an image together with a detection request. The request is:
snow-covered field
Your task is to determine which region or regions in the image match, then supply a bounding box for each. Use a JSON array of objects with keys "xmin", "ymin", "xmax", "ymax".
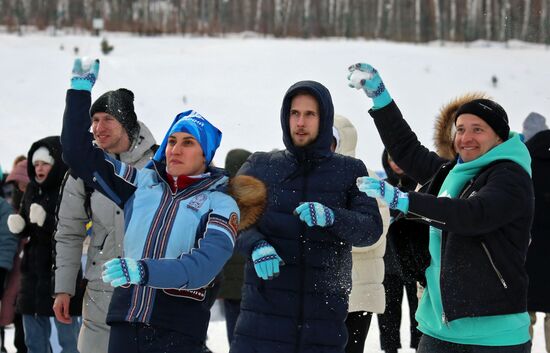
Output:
[{"xmin": 1, "ymin": 32, "xmax": 549, "ymax": 352}]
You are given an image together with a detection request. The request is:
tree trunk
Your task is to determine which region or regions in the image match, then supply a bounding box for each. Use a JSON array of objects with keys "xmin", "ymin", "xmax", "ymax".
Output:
[
  {"xmin": 374, "ymin": 0, "xmax": 384, "ymax": 38},
  {"xmin": 485, "ymin": 0, "xmax": 492, "ymax": 40},
  {"xmin": 254, "ymin": 0, "xmax": 263, "ymax": 32},
  {"xmin": 521, "ymin": 0, "xmax": 531, "ymax": 40},
  {"xmin": 433, "ymin": 0, "xmax": 441, "ymax": 40},
  {"xmin": 415, "ymin": 0, "xmax": 421, "ymax": 42},
  {"xmin": 499, "ymin": 0, "xmax": 510, "ymax": 42},
  {"xmin": 450, "ymin": 0, "xmax": 457, "ymax": 41},
  {"xmin": 541, "ymin": 0, "xmax": 548, "ymax": 43}
]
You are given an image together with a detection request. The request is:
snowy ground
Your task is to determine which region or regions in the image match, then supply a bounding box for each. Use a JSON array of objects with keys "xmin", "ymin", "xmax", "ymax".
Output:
[{"xmin": 1, "ymin": 32, "xmax": 549, "ymax": 352}]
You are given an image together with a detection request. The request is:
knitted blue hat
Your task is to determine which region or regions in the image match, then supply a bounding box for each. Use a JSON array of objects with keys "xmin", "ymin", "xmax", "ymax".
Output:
[{"xmin": 153, "ymin": 110, "xmax": 222, "ymax": 166}]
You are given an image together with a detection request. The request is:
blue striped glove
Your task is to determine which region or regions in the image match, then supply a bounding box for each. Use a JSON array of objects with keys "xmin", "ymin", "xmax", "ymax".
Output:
[
  {"xmin": 294, "ymin": 202, "xmax": 335, "ymax": 227},
  {"xmin": 71, "ymin": 58, "xmax": 100, "ymax": 92},
  {"xmin": 347, "ymin": 63, "xmax": 392, "ymax": 109},
  {"xmin": 102, "ymin": 258, "xmax": 146, "ymax": 287},
  {"xmin": 357, "ymin": 177, "xmax": 409, "ymax": 213},
  {"xmin": 251, "ymin": 240, "xmax": 283, "ymax": 280}
]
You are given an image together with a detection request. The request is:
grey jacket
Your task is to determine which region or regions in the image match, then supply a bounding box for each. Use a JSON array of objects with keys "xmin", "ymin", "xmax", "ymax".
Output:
[{"xmin": 54, "ymin": 122, "xmax": 156, "ymax": 296}]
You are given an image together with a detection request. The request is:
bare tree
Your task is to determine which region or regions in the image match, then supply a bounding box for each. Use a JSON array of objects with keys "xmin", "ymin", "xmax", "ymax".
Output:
[
  {"xmin": 541, "ymin": 0, "xmax": 548, "ymax": 43},
  {"xmin": 450, "ymin": 0, "xmax": 457, "ymax": 41},
  {"xmin": 374, "ymin": 0, "xmax": 384, "ymax": 38},
  {"xmin": 521, "ymin": 0, "xmax": 531, "ymax": 40},
  {"xmin": 254, "ymin": 0, "xmax": 263, "ymax": 32},
  {"xmin": 485, "ymin": 0, "xmax": 492, "ymax": 40},
  {"xmin": 499, "ymin": 0, "xmax": 511, "ymax": 42},
  {"xmin": 415, "ymin": 0, "xmax": 421, "ymax": 42},
  {"xmin": 433, "ymin": 0, "xmax": 442, "ymax": 41}
]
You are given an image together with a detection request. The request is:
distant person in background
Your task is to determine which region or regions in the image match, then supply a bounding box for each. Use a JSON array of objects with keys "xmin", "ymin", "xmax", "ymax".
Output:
[
  {"xmin": 2, "ymin": 157, "xmax": 29, "ymax": 353},
  {"xmin": 377, "ymin": 150, "xmax": 423, "ymax": 353},
  {"xmin": 349, "ymin": 62, "xmax": 533, "ymax": 352},
  {"xmin": 7, "ymin": 136, "xmax": 81, "ymax": 353},
  {"xmin": 2, "ymin": 157, "xmax": 27, "ymax": 208},
  {"xmin": 523, "ymin": 112, "xmax": 550, "ymax": 352},
  {"xmin": 217, "ymin": 148, "xmax": 252, "ymax": 345},
  {"xmin": 332, "ymin": 115, "xmax": 390, "ymax": 353},
  {"xmin": 0, "ymin": 195, "xmax": 19, "ymax": 353}
]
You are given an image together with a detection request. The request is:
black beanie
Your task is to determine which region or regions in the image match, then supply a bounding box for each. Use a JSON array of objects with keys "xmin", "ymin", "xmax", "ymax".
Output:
[
  {"xmin": 455, "ymin": 99, "xmax": 510, "ymax": 141},
  {"xmin": 90, "ymin": 88, "xmax": 140, "ymax": 141}
]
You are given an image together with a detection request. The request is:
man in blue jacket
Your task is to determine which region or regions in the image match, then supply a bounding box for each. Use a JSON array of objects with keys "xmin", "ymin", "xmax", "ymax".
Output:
[{"xmin": 230, "ymin": 81, "xmax": 383, "ymax": 353}]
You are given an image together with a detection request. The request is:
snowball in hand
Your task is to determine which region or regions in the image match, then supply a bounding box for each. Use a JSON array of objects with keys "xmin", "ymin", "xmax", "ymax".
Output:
[
  {"xmin": 349, "ymin": 70, "xmax": 374, "ymax": 90},
  {"xmin": 81, "ymin": 56, "xmax": 92, "ymax": 71}
]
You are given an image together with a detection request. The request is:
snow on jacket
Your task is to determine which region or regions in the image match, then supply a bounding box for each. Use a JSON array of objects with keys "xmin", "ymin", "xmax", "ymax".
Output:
[
  {"xmin": 61, "ymin": 89, "xmax": 240, "ymax": 339},
  {"xmin": 525, "ymin": 129, "xmax": 550, "ymax": 313},
  {"xmin": 370, "ymin": 101, "xmax": 533, "ymax": 323},
  {"xmin": 231, "ymin": 81, "xmax": 383, "ymax": 353},
  {"xmin": 15, "ymin": 136, "xmax": 83, "ymax": 316},
  {"xmin": 333, "ymin": 115, "xmax": 390, "ymax": 314},
  {"xmin": 54, "ymin": 122, "xmax": 156, "ymax": 321},
  {"xmin": 0, "ymin": 197, "xmax": 18, "ymax": 271}
]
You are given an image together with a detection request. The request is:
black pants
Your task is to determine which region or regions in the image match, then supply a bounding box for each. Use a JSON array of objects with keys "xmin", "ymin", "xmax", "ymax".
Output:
[
  {"xmin": 108, "ymin": 322, "xmax": 202, "ymax": 353},
  {"xmin": 345, "ymin": 311, "xmax": 373, "ymax": 353},
  {"xmin": 378, "ymin": 274, "xmax": 422, "ymax": 351},
  {"xmin": 418, "ymin": 335, "xmax": 531, "ymax": 353}
]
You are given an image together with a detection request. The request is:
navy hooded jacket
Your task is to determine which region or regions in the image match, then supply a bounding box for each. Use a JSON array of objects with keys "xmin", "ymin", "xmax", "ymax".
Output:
[{"xmin": 230, "ymin": 81, "xmax": 383, "ymax": 353}]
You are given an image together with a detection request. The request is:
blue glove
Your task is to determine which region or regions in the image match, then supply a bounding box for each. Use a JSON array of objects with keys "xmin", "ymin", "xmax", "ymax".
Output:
[
  {"xmin": 102, "ymin": 258, "xmax": 146, "ymax": 287},
  {"xmin": 251, "ymin": 240, "xmax": 283, "ymax": 280},
  {"xmin": 71, "ymin": 58, "xmax": 100, "ymax": 91},
  {"xmin": 347, "ymin": 63, "xmax": 392, "ymax": 109},
  {"xmin": 294, "ymin": 202, "xmax": 335, "ymax": 227},
  {"xmin": 357, "ymin": 177, "xmax": 409, "ymax": 213}
]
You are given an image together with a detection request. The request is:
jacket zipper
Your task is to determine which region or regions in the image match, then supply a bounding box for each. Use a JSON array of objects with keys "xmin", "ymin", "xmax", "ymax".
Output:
[
  {"xmin": 481, "ymin": 242, "xmax": 508, "ymax": 289},
  {"xmin": 295, "ymin": 169, "xmax": 309, "ymax": 353},
  {"xmin": 406, "ymin": 210, "xmax": 446, "ymax": 225}
]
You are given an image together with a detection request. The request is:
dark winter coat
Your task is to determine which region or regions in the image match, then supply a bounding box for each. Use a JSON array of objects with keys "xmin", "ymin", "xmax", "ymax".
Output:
[
  {"xmin": 16, "ymin": 136, "xmax": 82, "ymax": 316},
  {"xmin": 381, "ymin": 150, "xmax": 429, "ymax": 285},
  {"xmin": 230, "ymin": 81, "xmax": 383, "ymax": 353},
  {"xmin": 371, "ymin": 101, "xmax": 533, "ymax": 322},
  {"xmin": 525, "ymin": 129, "xmax": 550, "ymax": 313}
]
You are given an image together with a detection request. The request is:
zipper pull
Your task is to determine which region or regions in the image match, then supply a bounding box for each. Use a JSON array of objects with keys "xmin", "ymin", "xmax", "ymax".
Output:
[{"xmin": 442, "ymin": 312, "xmax": 449, "ymax": 326}]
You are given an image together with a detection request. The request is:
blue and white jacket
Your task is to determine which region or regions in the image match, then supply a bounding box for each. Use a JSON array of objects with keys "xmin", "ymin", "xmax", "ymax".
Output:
[{"xmin": 61, "ymin": 90, "xmax": 239, "ymax": 339}]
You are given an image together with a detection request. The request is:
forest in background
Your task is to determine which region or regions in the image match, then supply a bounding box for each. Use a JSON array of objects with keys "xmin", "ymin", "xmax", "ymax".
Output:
[{"xmin": 1, "ymin": 0, "xmax": 549, "ymax": 44}]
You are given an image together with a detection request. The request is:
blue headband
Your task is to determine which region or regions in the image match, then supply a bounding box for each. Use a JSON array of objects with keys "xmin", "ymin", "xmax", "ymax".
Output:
[{"xmin": 153, "ymin": 110, "xmax": 222, "ymax": 166}]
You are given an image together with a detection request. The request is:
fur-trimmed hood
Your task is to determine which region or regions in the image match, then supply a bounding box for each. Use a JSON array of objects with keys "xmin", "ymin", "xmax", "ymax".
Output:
[
  {"xmin": 433, "ymin": 92, "xmax": 491, "ymax": 160},
  {"xmin": 227, "ymin": 175, "xmax": 266, "ymax": 231}
]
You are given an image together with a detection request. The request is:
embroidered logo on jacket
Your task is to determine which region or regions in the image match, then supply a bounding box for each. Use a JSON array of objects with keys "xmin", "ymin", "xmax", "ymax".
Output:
[
  {"xmin": 187, "ymin": 194, "xmax": 208, "ymax": 211},
  {"xmin": 229, "ymin": 212, "xmax": 239, "ymax": 237}
]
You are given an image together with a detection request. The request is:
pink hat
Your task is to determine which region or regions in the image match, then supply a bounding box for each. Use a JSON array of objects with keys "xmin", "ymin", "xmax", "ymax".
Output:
[{"xmin": 6, "ymin": 160, "xmax": 30, "ymax": 185}]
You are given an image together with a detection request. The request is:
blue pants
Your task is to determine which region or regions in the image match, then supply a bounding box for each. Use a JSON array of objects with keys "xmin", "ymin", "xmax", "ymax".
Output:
[
  {"xmin": 108, "ymin": 322, "xmax": 202, "ymax": 353},
  {"xmin": 22, "ymin": 315, "xmax": 81, "ymax": 353},
  {"xmin": 224, "ymin": 299, "xmax": 241, "ymax": 345}
]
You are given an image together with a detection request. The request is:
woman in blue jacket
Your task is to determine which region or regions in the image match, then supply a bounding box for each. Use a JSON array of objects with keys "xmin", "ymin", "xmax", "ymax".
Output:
[
  {"xmin": 349, "ymin": 63, "xmax": 533, "ymax": 352},
  {"xmin": 61, "ymin": 59, "xmax": 263, "ymax": 353}
]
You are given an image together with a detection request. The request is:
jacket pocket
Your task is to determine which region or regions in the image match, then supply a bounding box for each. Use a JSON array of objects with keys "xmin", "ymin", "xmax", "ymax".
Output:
[{"xmin": 481, "ymin": 241, "xmax": 508, "ymax": 289}]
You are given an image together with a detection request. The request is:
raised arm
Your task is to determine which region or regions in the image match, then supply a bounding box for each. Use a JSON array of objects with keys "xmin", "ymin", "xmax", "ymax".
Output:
[
  {"xmin": 348, "ymin": 63, "xmax": 446, "ymax": 184},
  {"xmin": 61, "ymin": 59, "xmax": 136, "ymax": 207}
]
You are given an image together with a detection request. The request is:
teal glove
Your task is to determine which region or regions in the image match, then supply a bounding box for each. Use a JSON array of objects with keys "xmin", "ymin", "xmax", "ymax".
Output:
[
  {"xmin": 71, "ymin": 58, "xmax": 100, "ymax": 91},
  {"xmin": 102, "ymin": 258, "xmax": 146, "ymax": 287},
  {"xmin": 357, "ymin": 177, "xmax": 409, "ymax": 213},
  {"xmin": 347, "ymin": 63, "xmax": 392, "ymax": 109},
  {"xmin": 294, "ymin": 202, "xmax": 335, "ymax": 227},
  {"xmin": 251, "ymin": 240, "xmax": 284, "ymax": 280}
]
